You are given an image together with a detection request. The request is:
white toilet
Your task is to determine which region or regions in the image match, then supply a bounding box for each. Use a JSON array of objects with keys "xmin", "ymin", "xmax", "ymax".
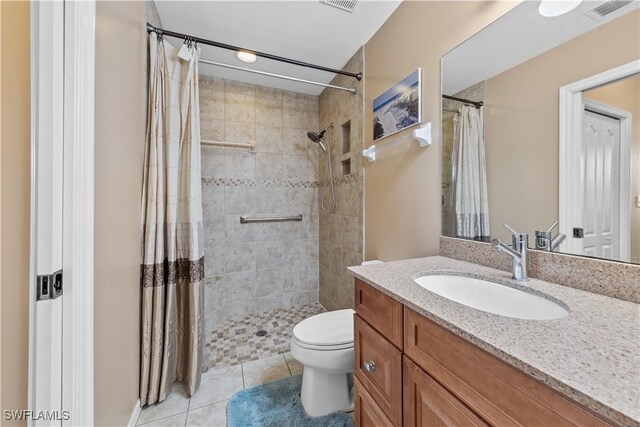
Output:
[{"xmin": 290, "ymin": 308, "xmax": 355, "ymax": 417}]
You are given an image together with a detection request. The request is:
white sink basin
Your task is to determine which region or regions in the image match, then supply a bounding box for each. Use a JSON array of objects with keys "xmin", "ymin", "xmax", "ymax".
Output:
[{"xmin": 414, "ymin": 275, "xmax": 568, "ymax": 320}]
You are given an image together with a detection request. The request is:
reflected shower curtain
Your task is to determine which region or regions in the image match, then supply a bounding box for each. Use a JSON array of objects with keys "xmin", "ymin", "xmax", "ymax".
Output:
[
  {"xmin": 140, "ymin": 33, "xmax": 205, "ymax": 406},
  {"xmin": 453, "ymin": 105, "xmax": 490, "ymax": 241}
]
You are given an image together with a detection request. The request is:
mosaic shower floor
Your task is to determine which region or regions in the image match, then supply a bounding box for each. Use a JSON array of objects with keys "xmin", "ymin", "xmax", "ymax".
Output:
[{"xmin": 206, "ymin": 303, "xmax": 326, "ymax": 370}]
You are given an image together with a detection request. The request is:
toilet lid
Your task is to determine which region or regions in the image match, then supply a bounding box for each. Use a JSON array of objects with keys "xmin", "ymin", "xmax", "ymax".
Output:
[{"xmin": 293, "ymin": 309, "xmax": 355, "ymax": 347}]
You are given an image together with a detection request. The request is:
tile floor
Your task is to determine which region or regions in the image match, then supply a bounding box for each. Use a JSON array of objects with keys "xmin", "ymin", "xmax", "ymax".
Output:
[
  {"xmin": 137, "ymin": 304, "xmax": 329, "ymax": 427},
  {"xmin": 135, "ymin": 352, "xmax": 304, "ymax": 426},
  {"xmin": 206, "ymin": 303, "xmax": 325, "ymax": 369}
]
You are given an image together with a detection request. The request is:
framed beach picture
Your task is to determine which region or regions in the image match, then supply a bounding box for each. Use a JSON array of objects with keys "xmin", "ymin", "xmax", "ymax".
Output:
[{"xmin": 373, "ymin": 68, "xmax": 421, "ymax": 141}]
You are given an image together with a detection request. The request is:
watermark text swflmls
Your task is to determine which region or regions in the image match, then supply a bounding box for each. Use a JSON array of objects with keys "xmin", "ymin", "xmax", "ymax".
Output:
[{"xmin": 3, "ymin": 410, "xmax": 70, "ymax": 421}]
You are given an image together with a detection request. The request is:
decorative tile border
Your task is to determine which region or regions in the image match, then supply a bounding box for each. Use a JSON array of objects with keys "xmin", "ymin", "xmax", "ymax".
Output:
[
  {"xmin": 201, "ymin": 173, "xmax": 361, "ymax": 189},
  {"xmin": 206, "ymin": 303, "xmax": 326, "ymax": 370},
  {"xmin": 440, "ymin": 236, "xmax": 640, "ymax": 303},
  {"xmin": 319, "ymin": 173, "xmax": 361, "ymax": 187},
  {"xmin": 201, "ymin": 177, "xmax": 318, "ymax": 188}
]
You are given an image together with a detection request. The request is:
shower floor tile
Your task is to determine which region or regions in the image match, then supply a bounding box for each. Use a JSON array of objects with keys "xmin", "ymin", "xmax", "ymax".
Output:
[{"xmin": 205, "ymin": 303, "xmax": 325, "ymax": 370}]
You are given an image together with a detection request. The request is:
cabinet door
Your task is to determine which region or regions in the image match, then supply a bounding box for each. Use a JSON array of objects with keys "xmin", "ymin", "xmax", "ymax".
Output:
[
  {"xmin": 404, "ymin": 357, "xmax": 488, "ymax": 427},
  {"xmin": 355, "ymin": 315, "xmax": 403, "ymax": 426},
  {"xmin": 355, "ymin": 377, "xmax": 395, "ymax": 427},
  {"xmin": 404, "ymin": 308, "xmax": 612, "ymax": 426}
]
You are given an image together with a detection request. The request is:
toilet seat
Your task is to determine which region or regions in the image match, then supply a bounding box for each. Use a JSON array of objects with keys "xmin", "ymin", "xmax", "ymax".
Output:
[
  {"xmin": 292, "ymin": 336, "xmax": 353, "ymax": 351},
  {"xmin": 292, "ymin": 309, "xmax": 355, "ymax": 350}
]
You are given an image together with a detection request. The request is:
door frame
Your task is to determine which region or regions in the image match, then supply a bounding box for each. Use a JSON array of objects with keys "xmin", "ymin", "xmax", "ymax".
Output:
[
  {"xmin": 558, "ymin": 60, "xmax": 638, "ymax": 260},
  {"xmin": 28, "ymin": 1, "xmax": 96, "ymax": 425}
]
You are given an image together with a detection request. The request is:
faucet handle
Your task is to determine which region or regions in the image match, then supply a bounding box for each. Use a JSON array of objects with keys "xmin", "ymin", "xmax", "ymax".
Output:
[
  {"xmin": 503, "ymin": 223, "xmax": 518, "ymax": 237},
  {"xmin": 546, "ymin": 220, "xmax": 559, "ymax": 233},
  {"xmin": 504, "ymin": 224, "xmax": 528, "ymax": 248}
]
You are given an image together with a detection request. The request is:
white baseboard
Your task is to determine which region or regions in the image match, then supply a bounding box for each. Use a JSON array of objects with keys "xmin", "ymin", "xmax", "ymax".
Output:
[{"xmin": 128, "ymin": 399, "xmax": 142, "ymax": 427}]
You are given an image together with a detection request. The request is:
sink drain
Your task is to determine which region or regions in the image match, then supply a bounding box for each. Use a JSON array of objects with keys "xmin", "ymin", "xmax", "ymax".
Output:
[{"xmin": 255, "ymin": 330, "xmax": 268, "ymax": 337}]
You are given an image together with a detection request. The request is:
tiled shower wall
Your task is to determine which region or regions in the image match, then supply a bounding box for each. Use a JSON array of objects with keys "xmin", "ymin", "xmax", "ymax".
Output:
[
  {"xmin": 318, "ymin": 48, "xmax": 365, "ymax": 311},
  {"xmin": 199, "ymin": 75, "xmax": 321, "ymax": 333}
]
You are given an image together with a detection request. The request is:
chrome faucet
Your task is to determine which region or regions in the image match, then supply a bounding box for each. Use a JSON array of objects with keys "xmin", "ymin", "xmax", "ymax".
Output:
[
  {"xmin": 492, "ymin": 224, "xmax": 529, "ymax": 281},
  {"xmin": 535, "ymin": 221, "xmax": 566, "ymax": 252}
]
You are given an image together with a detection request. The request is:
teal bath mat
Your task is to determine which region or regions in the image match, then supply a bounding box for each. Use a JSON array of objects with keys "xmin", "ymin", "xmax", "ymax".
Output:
[{"xmin": 227, "ymin": 375, "xmax": 354, "ymax": 427}]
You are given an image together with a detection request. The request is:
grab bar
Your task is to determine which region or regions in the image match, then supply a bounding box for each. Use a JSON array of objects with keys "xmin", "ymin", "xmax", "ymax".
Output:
[
  {"xmin": 240, "ymin": 214, "xmax": 303, "ymax": 224},
  {"xmin": 201, "ymin": 139, "xmax": 255, "ymax": 151}
]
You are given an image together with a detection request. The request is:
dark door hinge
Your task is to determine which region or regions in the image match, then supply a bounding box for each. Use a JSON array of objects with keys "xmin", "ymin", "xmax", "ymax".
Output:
[{"xmin": 37, "ymin": 270, "xmax": 63, "ymax": 301}]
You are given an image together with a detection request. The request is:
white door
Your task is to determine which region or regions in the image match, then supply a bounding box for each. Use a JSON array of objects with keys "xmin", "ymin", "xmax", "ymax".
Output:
[
  {"xmin": 29, "ymin": 2, "xmax": 65, "ymax": 425},
  {"xmin": 580, "ymin": 109, "xmax": 621, "ymax": 260}
]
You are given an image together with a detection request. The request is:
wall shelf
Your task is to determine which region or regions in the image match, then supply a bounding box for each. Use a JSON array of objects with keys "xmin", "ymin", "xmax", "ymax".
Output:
[{"xmin": 362, "ymin": 122, "xmax": 431, "ymax": 163}]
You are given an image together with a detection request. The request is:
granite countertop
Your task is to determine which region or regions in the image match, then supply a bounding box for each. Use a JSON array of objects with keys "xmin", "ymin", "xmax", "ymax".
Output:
[{"xmin": 347, "ymin": 256, "xmax": 640, "ymax": 426}]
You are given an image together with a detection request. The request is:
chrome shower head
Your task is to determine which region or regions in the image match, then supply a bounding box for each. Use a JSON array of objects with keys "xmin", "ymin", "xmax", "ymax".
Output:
[
  {"xmin": 306, "ymin": 131, "xmax": 322, "ymax": 144},
  {"xmin": 307, "ymin": 123, "xmax": 334, "ymax": 154}
]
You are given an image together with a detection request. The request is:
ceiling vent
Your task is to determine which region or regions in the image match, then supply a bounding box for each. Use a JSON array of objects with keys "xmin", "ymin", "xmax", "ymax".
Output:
[
  {"xmin": 584, "ymin": 0, "xmax": 633, "ymax": 20},
  {"xmin": 320, "ymin": 0, "xmax": 358, "ymax": 13}
]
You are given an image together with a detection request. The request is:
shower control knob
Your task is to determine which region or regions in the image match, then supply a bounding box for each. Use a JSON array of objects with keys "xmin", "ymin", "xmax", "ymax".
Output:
[{"xmin": 363, "ymin": 360, "xmax": 376, "ymax": 373}]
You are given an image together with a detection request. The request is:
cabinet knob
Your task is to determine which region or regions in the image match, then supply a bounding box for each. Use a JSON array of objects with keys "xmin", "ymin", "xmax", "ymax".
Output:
[{"xmin": 363, "ymin": 360, "xmax": 376, "ymax": 373}]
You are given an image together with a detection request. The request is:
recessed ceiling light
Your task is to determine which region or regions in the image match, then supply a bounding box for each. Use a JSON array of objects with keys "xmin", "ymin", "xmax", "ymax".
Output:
[
  {"xmin": 236, "ymin": 51, "xmax": 257, "ymax": 63},
  {"xmin": 538, "ymin": 0, "xmax": 583, "ymax": 17}
]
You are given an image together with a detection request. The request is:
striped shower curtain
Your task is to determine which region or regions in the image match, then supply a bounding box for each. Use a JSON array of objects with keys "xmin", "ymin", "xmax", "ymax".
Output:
[
  {"xmin": 140, "ymin": 32, "xmax": 205, "ymax": 406},
  {"xmin": 453, "ymin": 105, "xmax": 490, "ymax": 242}
]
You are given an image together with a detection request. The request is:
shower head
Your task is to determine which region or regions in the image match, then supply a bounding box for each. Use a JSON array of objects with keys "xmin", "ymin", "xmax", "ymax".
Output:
[
  {"xmin": 307, "ymin": 123, "xmax": 334, "ymax": 154},
  {"xmin": 306, "ymin": 131, "xmax": 322, "ymax": 144}
]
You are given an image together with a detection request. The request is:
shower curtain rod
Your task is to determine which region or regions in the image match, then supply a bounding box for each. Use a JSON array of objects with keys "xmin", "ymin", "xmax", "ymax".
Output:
[
  {"xmin": 199, "ymin": 58, "xmax": 357, "ymax": 94},
  {"xmin": 442, "ymin": 94, "xmax": 483, "ymax": 108},
  {"xmin": 146, "ymin": 23, "xmax": 362, "ymax": 81}
]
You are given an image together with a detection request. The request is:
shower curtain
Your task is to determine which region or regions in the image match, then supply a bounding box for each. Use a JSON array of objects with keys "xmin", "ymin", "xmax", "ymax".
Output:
[
  {"xmin": 453, "ymin": 105, "xmax": 490, "ymax": 241},
  {"xmin": 140, "ymin": 32, "xmax": 205, "ymax": 406}
]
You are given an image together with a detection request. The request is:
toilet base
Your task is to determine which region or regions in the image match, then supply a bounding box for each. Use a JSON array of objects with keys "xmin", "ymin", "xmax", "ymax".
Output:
[{"xmin": 300, "ymin": 367, "xmax": 354, "ymax": 417}]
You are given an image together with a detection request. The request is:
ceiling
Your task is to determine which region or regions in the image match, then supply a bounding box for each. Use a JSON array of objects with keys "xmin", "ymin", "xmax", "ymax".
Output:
[
  {"xmin": 443, "ymin": 0, "xmax": 640, "ymax": 95},
  {"xmin": 154, "ymin": 1, "xmax": 402, "ymax": 96}
]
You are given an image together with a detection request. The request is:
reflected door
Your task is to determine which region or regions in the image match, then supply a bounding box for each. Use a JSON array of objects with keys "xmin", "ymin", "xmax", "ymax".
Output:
[{"xmin": 581, "ymin": 109, "xmax": 621, "ymax": 260}]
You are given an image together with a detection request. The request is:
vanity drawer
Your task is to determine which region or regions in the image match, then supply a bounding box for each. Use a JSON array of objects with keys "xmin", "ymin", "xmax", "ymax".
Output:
[
  {"xmin": 355, "ymin": 279, "xmax": 403, "ymax": 349},
  {"xmin": 355, "ymin": 377, "xmax": 395, "ymax": 427},
  {"xmin": 403, "ymin": 356, "xmax": 488, "ymax": 427},
  {"xmin": 404, "ymin": 308, "xmax": 612, "ymax": 427},
  {"xmin": 355, "ymin": 314, "xmax": 402, "ymax": 426}
]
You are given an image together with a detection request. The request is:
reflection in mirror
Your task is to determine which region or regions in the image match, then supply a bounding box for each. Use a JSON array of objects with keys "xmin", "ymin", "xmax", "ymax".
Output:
[{"xmin": 441, "ymin": 0, "xmax": 640, "ymax": 264}]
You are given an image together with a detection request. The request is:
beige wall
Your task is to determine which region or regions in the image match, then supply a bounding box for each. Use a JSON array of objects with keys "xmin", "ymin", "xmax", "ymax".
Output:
[
  {"xmin": 363, "ymin": 1, "xmax": 517, "ymax": 261},
  {"xmin": 585, "ymin": 76, "xmax": 640, "ymax": 263},
  {"xmin": 0, "ymin": 1, "xmax": 31, "ymax": 425},
  {"xmin": 483, "ymin": 11, "xmax": 640, "ymax": 244},
  {"xmin": 94, "ymin": 1, "xmax": 146, "ymax": 425}
]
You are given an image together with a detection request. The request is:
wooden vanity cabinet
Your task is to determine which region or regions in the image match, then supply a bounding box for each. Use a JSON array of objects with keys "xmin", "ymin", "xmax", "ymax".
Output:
[
  {"xmin": 355, "ymin": 377, "xmax": 396, "ymax": 427},
  {"xmin": 354, "ymin": 315, "xmax": 402, "ymax": 426},
  {"xmin": 353, "ymin": 279, "xmax": 613, "ymax": 427},
  {"xmin": 355, "ymin": 278, "xmax": 403, "ymax": 348},
  {"xmin": 403, "ymin": 356, "xmax": 488, "ymax": 427}
]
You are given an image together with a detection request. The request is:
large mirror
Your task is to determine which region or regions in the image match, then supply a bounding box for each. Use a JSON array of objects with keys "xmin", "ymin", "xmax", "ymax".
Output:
[{"xmin": 441, "ymin": 0, "xmax": 640, "ymax": 264}]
